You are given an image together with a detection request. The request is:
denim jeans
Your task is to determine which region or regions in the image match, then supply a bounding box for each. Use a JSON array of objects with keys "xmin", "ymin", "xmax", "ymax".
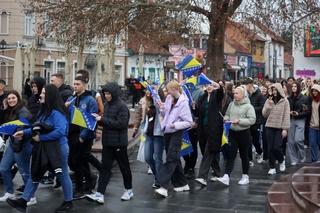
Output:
[
  {"xmin": 22, "ymin": 143, "xmax": 73, "ymax": 201},
  {"xmin": 309, "ymin": 128, "xmax": 320, "ymax": 162},
  {"xmin": 145, "ymin": 136, "xmax": 164, "ymax": 184},
  {"xmin": 0, "ymin": 140, "xmax": 32, "ymax": 194}
]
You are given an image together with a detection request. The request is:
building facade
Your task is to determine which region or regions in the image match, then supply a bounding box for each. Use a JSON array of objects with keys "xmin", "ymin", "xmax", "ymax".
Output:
[{"xmin": 0, "ymin": 1, "xmax": 128, "ymax": 91}]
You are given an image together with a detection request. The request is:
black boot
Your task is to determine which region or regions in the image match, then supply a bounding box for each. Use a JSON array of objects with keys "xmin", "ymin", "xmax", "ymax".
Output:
[
  {"xmin": 55, "ymin": 201, "xmax": 73, "ymax": 213},
  {"xmin": 6, "ymin": 197, "xmax": 27, "ymax": 212}
]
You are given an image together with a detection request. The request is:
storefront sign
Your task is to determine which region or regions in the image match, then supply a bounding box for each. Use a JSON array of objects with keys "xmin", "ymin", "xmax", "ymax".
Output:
[{"xmin": 296, "ymin": 69, "xmax": 316, "ymax": 76}]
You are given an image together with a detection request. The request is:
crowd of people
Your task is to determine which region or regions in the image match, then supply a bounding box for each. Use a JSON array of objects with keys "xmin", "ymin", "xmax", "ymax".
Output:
[{"xmin": 0, "ymin": 70, "xmax": 319, "ymax": 212}]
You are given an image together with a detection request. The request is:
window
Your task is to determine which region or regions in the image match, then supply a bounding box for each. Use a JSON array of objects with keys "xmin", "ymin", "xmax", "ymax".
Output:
[
  {"xmin": 44, "ymin": 61, "xmax": 53, "ymax": 83},
  {"xmin": 0, "ymin": 11, "xmax": 9, "ymax": 34},
  {"xmin": 193, "ymin": 38, "xmax": 200, "ymax": 48},
  {"xmin": 25, "ymin": 14, "xmax": 35, "ymax": 36},
  {"xmin": 115, "ymin": 33, "xmax": 121, "ymax": 45},
  {"xmin": 56, "ymin": 61, "xmax": 65, "ymax": 75},
  {"xmin": 279, "ymin": 46, "xmax": 282, "ymax": 56},
  {"xmin": 201, "ymin": 38, "xmax": 208, "ymax": 49}
]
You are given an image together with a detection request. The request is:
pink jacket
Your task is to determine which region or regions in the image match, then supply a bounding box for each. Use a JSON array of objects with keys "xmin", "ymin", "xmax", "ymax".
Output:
[{"xmin": 160, "ymin": 94, "xmax": 193, "ymax": 133}]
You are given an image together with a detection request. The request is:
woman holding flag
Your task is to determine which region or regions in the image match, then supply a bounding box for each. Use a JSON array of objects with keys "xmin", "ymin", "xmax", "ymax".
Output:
[
  {"xmin": 155, "ymin": 80, "xmax": 193, "ymax": 198},
  {"xmin": 7, "ymin": 84, "xmax": 73, "ymax": 213},
  {"xmin": 195, "ymin": 81, "xmax": 224, "ymax": 186},
  {"xmin": 132, "ymin": 85, "xmax": 164, "ymax": 188},
  {"xmin": 0, "ymin": 90, "xmax": 33, "ymax": 203},
  {"xmin": 217, "ymin": 86, "xmax": 256, "ymax": 186}
]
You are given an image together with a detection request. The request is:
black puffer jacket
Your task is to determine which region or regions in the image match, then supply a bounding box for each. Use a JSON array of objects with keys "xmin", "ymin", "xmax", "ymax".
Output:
[
  {"xmin": 249, "ymin": 88, "xmax": 266, "ymax": 125},
  {"xmin": 58, "ymin": 84, "xmax": 73, "ymax": 102},
  {"xmin": 288, "ymin": 94, "xmax": 310, "ymax": 120},
  {"xmin": 100, "ymin": 82, "xmax": 130, "ymax": 147}
]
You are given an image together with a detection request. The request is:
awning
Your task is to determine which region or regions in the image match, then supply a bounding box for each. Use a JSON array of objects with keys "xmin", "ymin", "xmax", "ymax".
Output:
[{"xmin": 227, "ymin": 64, "xmax": 241, "ymax": 70}]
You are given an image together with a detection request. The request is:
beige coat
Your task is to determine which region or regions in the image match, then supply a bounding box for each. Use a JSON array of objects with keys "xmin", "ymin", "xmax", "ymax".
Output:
[{"xmin": 262, "ymin": 83, "xmax": 290, "ymax": 130}]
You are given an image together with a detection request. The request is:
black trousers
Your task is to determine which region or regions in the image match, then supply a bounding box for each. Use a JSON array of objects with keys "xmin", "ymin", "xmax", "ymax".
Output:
[
  {"xmin": 266, "ymin": 128, "xmax": 284, "ymax": 168},
  {"xmin": 97, "ymin": 146, "xmax": 132, "ymax": 194},
  {"xmin": 69, "ymin": 133, "xmax": 93, "ymax": 190},
  {"xmin": 183, "ymin": 129, "xmax": 198, "ymax": 171},
  {"xmin": 225, "ymin": 129, "xmax": 251, "ymax": 176},
  {"xmin": 262, "ymin": 124, "xmax": 268, "ymax": 160},
  {"xmin": 158, "ymin": 131, "xmax": 188, "ymax": 189},
  {"xmin": 88, "ymin": 153, "xmax": 102, "ymax": 172},
  {"xmin": 249, "ymin": 124, "xmax": 263, "ymax": 161}
]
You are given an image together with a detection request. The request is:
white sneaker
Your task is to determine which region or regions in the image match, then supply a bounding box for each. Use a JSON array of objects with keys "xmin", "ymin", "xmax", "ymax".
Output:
[
  {"xmin": 121, "ymin": 189, "xmax": 133, "ymax": 201},
  {"xmin": 0, "ymin": 192, "xmax": 15, "ymax": 202},
  {"xmin": 280, "ymin": 161, "xmax": 286, "ymax": 172},
  {"xmin": 195, "ymin": 178, "xmax": 207, "ymax": 186},
  {"xmin": 86, "ymin": 192, "xmax": 104, "ymax": 204},
  {"xmin": 268, "ymin": 168, "xmax": 276, "ymax": 175},
  {"xmin": 291, "ymin": 162, "xmax": 297, "ymax": 166},
  {"xmin": 238, "ymin": 175, "xmax": 249, "ymax": 185},
  {"xmin": 27, "ymin": 197, "xmax": 37, "ymax": 206},
  {"xmin": 173, "ymin": 184, "xmax": 190, "ymax": 192},
  {"xmin": 155, "ymin": 187, "xmax": 168, "ymax": 198},
  {"xmin": 256, "ymin": 154, "xmax": 263, "ymax": 164},
  {"xmin": 249, "ymin": 161, "xmax": 254, "ymax": 167},
  {"xmin": 210, "ymin": 176, "xmax": 218, "ymax": 182},
  {"xmin": 147, "ymin": 167, "xmax": 153, "ymax": 175},
  {"xmin": 217, "ymin": 174, "xmax": 230, "ymax": 186}
]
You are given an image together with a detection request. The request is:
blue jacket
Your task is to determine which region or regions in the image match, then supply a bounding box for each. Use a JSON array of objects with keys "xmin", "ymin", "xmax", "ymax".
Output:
[
  {"xmin": 23, "ymin": 110, "xmax": 69, "ymax": 145},
  {"xmin": 67, "ymin": 91, "xmax": 98, "ymax": 141}
]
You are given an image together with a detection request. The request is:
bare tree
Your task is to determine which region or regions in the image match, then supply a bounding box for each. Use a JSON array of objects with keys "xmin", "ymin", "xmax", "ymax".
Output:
[{"xmin": 24, "ymin": 0, "xmax": 320, "ymax": 81}]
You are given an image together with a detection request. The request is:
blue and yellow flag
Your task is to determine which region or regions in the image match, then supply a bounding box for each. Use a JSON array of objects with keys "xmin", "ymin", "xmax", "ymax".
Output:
[
  {"xmin": 182, "ymin": 84, "xmax": 193, "ymax": 107},
  {"xmin": 176, "ymin": 55, "xmax": 202, "ymax": 78},
  {"xmin": 69, "ymin": 105, "xmax": 97, "ymax": 131},
  {"xmin": 180, "ymin": 131, "xmax": 193, "ymax": 157},
  {"xmin": 0, "ymin": 119, "xmax": 29, "ymax": 135},
  {"xmin": 186, "ymin": 76, "xmax": 197, "ymax": 86},
  {"xmin": 221, "ymin": 122, "xmax": 231, "ymax": 147},
  {"xmin": 147, "ymin": 84, "xmax": 161, "ymax": 103}
]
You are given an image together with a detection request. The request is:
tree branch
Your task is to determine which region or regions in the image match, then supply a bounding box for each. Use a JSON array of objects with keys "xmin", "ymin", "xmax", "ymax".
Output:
[{"xmin": 227, "ymin": 0, "xmax": 243, "ymax": 17}]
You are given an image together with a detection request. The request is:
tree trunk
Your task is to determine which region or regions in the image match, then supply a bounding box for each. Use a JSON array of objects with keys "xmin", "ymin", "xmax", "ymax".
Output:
[
  {"xmin": 64, "ymin": 48, "xmax": 72, "ymax": 85},
  {"xmin": 77, "ymin": 39, "xmax": 85, "ymax": 70},
  {"xmin": 104, "ymin": 35, "xmax": 116, "ymax": 83},
  {"xmin": 206, "ymin": 18, "xmax": 226, "ymax": 81}
]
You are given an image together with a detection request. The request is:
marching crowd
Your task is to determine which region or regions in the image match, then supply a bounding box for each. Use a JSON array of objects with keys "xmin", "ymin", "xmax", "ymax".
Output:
[{"xmin": 0, "ymin": 70, "xmax": 319, "ymax": 213}]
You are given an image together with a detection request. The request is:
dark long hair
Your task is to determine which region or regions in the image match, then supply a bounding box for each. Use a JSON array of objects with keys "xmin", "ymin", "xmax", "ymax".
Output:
[
  {"xmin": 3, "ymin": 90, "xmax": 25, "ymax": 122},
  {"xmin": 39, "ymin": 84, "xmax": 68, "ymax": 119}
]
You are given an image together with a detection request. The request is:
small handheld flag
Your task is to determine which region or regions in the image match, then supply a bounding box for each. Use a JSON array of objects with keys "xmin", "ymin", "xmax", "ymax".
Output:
[
  {"xmin": 186, "ymin": 76, "xmax": 197, "ymax": 86},
  {"xmin": 147, "ymin": 84, "xmax": 161, "ymax": 103},
  {"xmin": 198, "ymin": 73, "xmax": 213, "ymax": 86},
  {"xmin": 182, "ymin": 84, "xmax": 193, "ymax": 107},
  {"xmin": 176, "ymin": 55, "xmax": 202, "ymax": 78},
  {"xmin": 69, "ymin": 105, "xmax": 97, "ymax": 131},
  {"xmin": 221, "ymin": 122, "xmax": 231, "ymax": 147},
  {"xmin": 0, "ymin": 119, "xmax": 29, "ymax": 135},
  {"xmin": 180, "ymin": 131, "xmax": 193, "ymax": 157}
]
